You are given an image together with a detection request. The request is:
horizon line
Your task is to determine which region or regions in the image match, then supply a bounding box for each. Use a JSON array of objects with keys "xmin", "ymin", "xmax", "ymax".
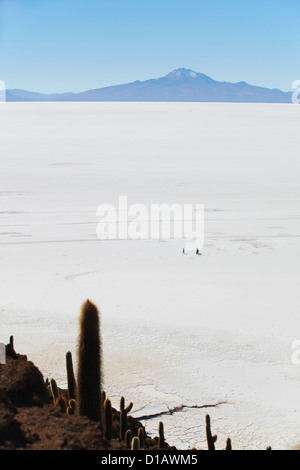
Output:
[{"xmin": 5, "ymin": 68, "xmax": 293, "ymax": 96}]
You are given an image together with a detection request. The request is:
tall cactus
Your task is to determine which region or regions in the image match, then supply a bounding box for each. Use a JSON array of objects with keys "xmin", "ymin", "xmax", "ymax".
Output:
[
  {"xmin": 120, "ymin": 396, "xmax": 133, "ymax": 441},
  {"xmin": 138, "ymin": 427, "xmax": 145, "ymax": 448},
  {"xmin": 101, "ymin": 391, "xmax": 106, "ymax": 415},
  {"xmin": 158, "ymin": 421, "xmax": 165, "ymax": 449},
  {"xmin": 77, "ymin": 299, "xmax": 102, "ymax": 422},
  {"xmin": 50, "ymin": 378, "xmax": 59, "ymax": 404},
  {"xmin": 206, "ymin": 414, "xmax": 217, "ymax": 451},
  {"xmin": 225, "ymin": 438, "xmax": 232, "ymax": 450},
  {"xmin": 120, "ymin": 409, "xmax": 127, "ymax": 441},
  {"xmin": 125, "ymin": 430, "xmax": 132, "ymax": 449},
  {"xmin": 66, "ymin": 351, "xmax": 77, "ymax": 401},
  {"xmin": 104, "ymin": 398, "xmax": 113, "ymax": 441},
  {"xmin": 120, "ymin": 396, "xmax": 133, "ymax": 414}
]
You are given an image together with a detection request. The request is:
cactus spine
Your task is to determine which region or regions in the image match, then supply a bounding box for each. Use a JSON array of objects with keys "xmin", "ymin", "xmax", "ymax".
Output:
[
  {"xmin": 68, "ymin": 398, "xmax": 77, "ymax": 411},
  {"xmin": 131, "ymin": 437, "xmax": 140, "ymax": 450},
  {"xmin": 66, "ymin": 351, "xmax": 77, "ymax": 401},
  {"xmin": 77, "ymin": 299, "xmax": 102, "ymax": 422}
]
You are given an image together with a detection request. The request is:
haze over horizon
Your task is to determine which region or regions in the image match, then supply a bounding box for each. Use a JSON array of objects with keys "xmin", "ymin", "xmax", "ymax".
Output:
[{"xmin": 0, "ymin": 0, "xmax": 299, "ymax": 94}]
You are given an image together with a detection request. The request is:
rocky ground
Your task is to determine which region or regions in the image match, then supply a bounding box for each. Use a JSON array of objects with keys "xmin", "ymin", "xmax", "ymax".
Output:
[{"xmin": 0, "ymin": 341, "xmax": 175, "ymax": 450}]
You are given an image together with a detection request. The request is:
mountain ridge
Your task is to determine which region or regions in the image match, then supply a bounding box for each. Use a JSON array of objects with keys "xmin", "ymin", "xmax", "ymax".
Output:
[{"xmin": 6, "ymin": 68, "xmax": 292, "ymax": 103}]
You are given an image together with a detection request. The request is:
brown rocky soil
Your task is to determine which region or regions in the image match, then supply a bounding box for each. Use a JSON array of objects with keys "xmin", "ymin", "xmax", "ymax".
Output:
[{"xmin": 0, "ymin": 342, "xmax": 175, "ymax": 450}]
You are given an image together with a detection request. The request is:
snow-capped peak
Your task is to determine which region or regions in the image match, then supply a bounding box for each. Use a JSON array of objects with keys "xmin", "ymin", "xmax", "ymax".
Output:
[{"xmin": 166, "ymin": 68, "xmax": 199, "ymax": 79}]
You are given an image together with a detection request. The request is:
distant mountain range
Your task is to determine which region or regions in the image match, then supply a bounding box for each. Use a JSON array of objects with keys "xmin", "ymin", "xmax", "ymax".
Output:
[{"xmin": 6, "ymin": 68, "xmax": 292, "ymax": 103}]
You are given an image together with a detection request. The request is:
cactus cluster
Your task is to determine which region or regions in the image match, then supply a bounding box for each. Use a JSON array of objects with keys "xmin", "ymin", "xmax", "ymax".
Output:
[
  {"xmin": 123, "ymin": 427, "xmax": 145, "ymax": 450},
  {"xmin": 43, "ymin": 301, "xmax": 273, "ymax": 451}
]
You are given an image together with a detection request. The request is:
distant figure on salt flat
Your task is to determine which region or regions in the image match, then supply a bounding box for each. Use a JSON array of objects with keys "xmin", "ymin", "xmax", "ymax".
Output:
[
  {"xmin": 183, "ymin": 248, "xmax": 185, "ymax": 255},
  {"xmin": 196, "ymin": 249, "xmax": 201, "ymax": 255}
]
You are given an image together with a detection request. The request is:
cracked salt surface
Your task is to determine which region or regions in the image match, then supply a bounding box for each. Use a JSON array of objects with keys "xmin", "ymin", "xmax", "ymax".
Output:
[{"xmin": 0, "ymin": 102, "xmax": 300, "ymax": 450}]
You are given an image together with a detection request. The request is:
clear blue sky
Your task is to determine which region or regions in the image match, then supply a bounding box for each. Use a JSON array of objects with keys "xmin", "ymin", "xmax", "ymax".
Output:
[{"xmin": 0, "ymin": 0, "xmax": 299, "ymax": 93}]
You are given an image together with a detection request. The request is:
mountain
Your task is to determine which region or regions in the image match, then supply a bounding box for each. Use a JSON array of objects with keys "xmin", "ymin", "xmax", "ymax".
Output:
[{"xmin": 6, "ymin": 68, "xmax": 292, "ymax": 103}]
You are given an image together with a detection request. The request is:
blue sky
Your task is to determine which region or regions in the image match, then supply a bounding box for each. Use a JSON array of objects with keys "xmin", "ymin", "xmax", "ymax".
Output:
[{"xmin": 0, "ymin": 0, "xmax": 299, "ymax": 93}]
